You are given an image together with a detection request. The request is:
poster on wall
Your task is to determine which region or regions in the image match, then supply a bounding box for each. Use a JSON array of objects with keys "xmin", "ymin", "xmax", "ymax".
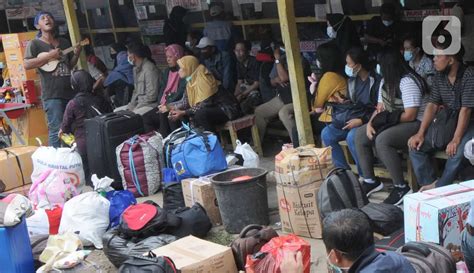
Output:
[
  {"xmin": 139, "ymin": 20, "xmax": 165, "ymax": 35},
  {"xmin": 166, "ymin": 0, "xmax": 202, "ymax": 14}
]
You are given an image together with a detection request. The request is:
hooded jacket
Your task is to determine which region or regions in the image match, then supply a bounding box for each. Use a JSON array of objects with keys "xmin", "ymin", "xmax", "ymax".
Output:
[{"xmin": 349, "ymin": 246, "xmax": 415, "ymax": 273}]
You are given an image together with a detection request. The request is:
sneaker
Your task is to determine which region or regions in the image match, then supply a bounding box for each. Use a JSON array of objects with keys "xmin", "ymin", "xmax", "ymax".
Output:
[
  {"xmin": 383, "ymin": 186, "xmax": 412, "ymax": 205},
  {"xmin": 361, "ymin": 180, "xmax": 383, "ymax": 197}
]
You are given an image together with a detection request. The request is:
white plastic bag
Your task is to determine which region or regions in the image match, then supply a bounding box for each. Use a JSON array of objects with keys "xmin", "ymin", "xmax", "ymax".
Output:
[
  {"xmin": 29, "ymin": 146, "xmax": 85, "ymax": 209},
  {"xmin": 465, "ymin": 138, "xmax": 474, "ymax": 165},
  {"xmin": 58, "ymin": 176, "xmax": 113, "ymax": 249},
  {"xmin": 234, "ymin": 140, "xmax": 259, "ymax": 168}
]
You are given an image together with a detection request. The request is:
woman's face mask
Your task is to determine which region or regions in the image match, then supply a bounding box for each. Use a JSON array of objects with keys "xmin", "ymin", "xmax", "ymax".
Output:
[
  {"xmin": 376, "ymin": 64, "xmax": 382, "ymax": 76},
  {"xmin": 404, "ymin": 50, "xmax": 414, "ymax": 62},
  {"xmin": 382, "ymin": 20, "xmax": 394, "ymax": 27},
  {"xmin": 345, "ymin": 64, "xmax": 360, "ymax": 78},
  {"xmin": 327, "ymin": 26, "xmax": 337, "ymax": 39},
  {"xmin": 316, "ymin": 60, "xmax": 322, "ymax": 69}
]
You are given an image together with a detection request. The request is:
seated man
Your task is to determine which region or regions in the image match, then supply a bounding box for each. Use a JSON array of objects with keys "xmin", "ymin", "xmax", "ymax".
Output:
[
  {"xmin": 323, "ymin": 209, "xmax": 415, "ymax": 273},
  {"xmin": 234, "ymin": 40, "xmax": 261, "ymax": 114},
  {"xmin": 254, "ymin": 44, "xmax": 310, "ymax": 143},
  {"xmin": 408, "ymin": 46, "xmax": 474, "ymax": 190},
  {"xmin": 115, "ymin": 42, "xmax": 160, "ymax": 115},
  {"xmin": 196, "ymin": 37, "xmax": 235, "ymax": 92}
]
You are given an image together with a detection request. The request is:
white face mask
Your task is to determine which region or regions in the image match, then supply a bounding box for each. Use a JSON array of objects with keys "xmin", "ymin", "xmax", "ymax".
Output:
[
  {"xmin": 316, "ymin": 60, "xmax": 322, "ymax": 69},
  {"xmin": 376, "ymin": 64, "xmax": 382, "ymax": 75},
  {"xmin": 382, "ymin": 20, "xmax": 394, "ymax": 27},
  {"xmin": 185, "ymin": 41, "xmax": 191, "ymax": 48},
  {"xmin": 327, "ymin": 26, "xmax": 337, "ymax": 39},
  {"xmin": 327, "ymin": 250, "xmax": 350, "ymax": 273}
]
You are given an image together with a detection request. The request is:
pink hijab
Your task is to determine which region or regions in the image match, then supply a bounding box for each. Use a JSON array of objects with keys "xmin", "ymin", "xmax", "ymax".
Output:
[{"xmin": 160, "ymin": 44, "xmax": 185, "ymax": 105}]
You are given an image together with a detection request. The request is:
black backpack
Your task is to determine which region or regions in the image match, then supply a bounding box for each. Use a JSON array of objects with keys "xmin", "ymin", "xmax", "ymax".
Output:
[
  {"xmin": 163, "ymin": 182, "xmax": 186, "ymax": 211},
  {"xmin": 360, "ymin": 203, "xmax": 404, "ymax": 236},
  {"xmin": 119, "ymin": 252, "xmax": 179, "ymax": 273},
  {"xmin": 317, "ymin": 168, "xmax": 369, "ymax": 219},
  {"xmin": 169, "ymin": 203, "xmax": 212, "ymax": 239},
  {"xmin": 397, "ymin": 242, "xmax": 456, "ymax": 273}
]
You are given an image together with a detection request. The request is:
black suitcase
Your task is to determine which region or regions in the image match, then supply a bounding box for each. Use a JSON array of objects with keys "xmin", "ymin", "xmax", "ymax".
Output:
[{"xmin": 85, "ymin": 111, "xmax": 144, "ymax": 189}]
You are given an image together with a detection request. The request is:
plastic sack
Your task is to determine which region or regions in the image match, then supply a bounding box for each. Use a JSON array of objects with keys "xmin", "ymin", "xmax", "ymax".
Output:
[
  {"xmin": 26, "ymin": 206, "xmax": 62, "ymax": 236},
  {"xmin": 29, "ymin": 146, "xmax": 85, "ymax": 209},
  {"xmin": 245, "ymin": 234, "xmax": 311, "ymax": 273},
  {"xmin": 37, "ymin": 232, "xmax": 86, "ymax": 273},
  {"xmin": 58, "ymin": 175, "xmax": 113, "ymax": 249},
  {"xmin": 464, "ymin": 138, "xmax": 474, "ymax": 165},
  {"xmin": 0, "ymin": 193, "xmax": 33, "ymax": 227},
  {"xmin": 234, "ymin": 140, "xmax": 259, "ymax": 168},
  {"xmin": 106, "ymin": 190, "xmax": 137, "ymax": 228}
]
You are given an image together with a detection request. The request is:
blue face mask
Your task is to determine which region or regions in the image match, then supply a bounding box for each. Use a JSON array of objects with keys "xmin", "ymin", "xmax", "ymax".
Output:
[
  {"xmin": 376, "ymin": 64, "xmax": 382, "ymax": 76},
  {"xmin": 185, "ymin": 76, "xmax": 192, "ymax": 82},
  {"xmin": 345, "ymin": 65, "xmax": 358, "ymax": 78},
  {"xmin": 404, "ymin": 50, "xmax": 414, "ymax": 62},
  {"xmin": 327, "ymin": 251, "xmax": 350, "ymax": 273},
  {"xmin": 128, "ymin": 57, "xmax": 134, "ymax": 66}
]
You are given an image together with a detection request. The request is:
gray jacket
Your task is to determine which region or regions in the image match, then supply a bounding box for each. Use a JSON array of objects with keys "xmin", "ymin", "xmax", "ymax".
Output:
[{"xmin": 129, "ymin": 59, "xmax": 160, "ymax": 111}]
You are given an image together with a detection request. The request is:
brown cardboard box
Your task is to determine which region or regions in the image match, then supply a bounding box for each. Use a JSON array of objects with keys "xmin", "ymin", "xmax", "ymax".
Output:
[
  {"xmin": 11, "ymin": 107, "xmax": 48, "ymax": 146},
  {"xmin": 275, "ymin": 146, "xmax": 333, "ymax": 238},
  {"xmin": 182, "ymin": 178, "xmax": 222, "ymax": 225},
  {"xmin": 0, "ymin": 146, "xmax": 37, "ymax": 191},
  {"xmin": 151, "ymin": 236, "xmax": 238, "ymax": 273}
]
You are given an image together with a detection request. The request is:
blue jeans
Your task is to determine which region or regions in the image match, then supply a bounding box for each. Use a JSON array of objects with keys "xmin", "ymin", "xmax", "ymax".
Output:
[
  {"xmin": 44, "ymin": 98, "xmax": 68, "ymax": 148},
  {"xmin": 462, "ymin": 229, "xmax": 474, "ymax": 272},
  {"xmin": 321, "ymin": 124, "xmax": 362, "ymax": 175},
  {"xmin": 409, "ymin": 124, "xmax": 474, "ymax": 187}
]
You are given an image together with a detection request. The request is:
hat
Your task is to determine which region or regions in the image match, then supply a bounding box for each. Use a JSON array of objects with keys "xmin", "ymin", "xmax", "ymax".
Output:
[
  {"xmin": 196, "ymin": 37, "xmax": 216, "ymax": 49},
  {"xmin": 464, "ymin": 138, "xmax": 474, "ymax": 165},
  {"xmin": 209, "ymin": 4, "xmax": 223, "ymax": 17},
  {"xmin": 467, "ymin": 199, "xmax": 474, "ymax": 227}
]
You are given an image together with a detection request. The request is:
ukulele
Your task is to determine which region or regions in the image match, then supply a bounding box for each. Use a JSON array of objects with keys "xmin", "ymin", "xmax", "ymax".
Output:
[{"xmin": 38, "ymin": 38, "xmax": 90, "ymax": 72}]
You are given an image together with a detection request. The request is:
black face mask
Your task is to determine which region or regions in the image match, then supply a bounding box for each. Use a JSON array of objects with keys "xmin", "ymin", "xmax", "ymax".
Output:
[{"xmin": 110, "ymin": 53, "xmax": 117, "ymax": 61}]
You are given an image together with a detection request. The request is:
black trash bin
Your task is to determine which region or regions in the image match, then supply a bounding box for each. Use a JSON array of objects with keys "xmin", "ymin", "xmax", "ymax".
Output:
[{"xmin": 211, "ymin": 168, "xmax": 269, "ymax": 234}]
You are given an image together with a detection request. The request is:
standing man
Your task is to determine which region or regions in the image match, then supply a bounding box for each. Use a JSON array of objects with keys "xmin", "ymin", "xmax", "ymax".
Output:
[{"xmin": 24, "ymin": 12, "xmax": 82, "ymax": 148}]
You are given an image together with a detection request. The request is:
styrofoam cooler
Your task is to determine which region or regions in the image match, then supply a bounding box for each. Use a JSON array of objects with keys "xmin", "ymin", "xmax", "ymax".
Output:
[{"xmin": 0, "ymin": 217, "xmax": 34, "ymax": 273}]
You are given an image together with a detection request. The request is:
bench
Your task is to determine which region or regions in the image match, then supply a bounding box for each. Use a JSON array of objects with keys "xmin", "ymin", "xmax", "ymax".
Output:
[
  {"xmin": 339, "ymin": 141, "xmax": 448, "ymax": 192},
  {"xmin": 217, "ymin": 114, "xmax": 263, "ymax": 156}
]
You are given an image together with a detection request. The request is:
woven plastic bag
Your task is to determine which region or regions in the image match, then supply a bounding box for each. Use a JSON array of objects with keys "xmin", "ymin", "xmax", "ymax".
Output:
[{"xmin": 245, "ymin": 234, "xmax": 311, "ymax": 273}]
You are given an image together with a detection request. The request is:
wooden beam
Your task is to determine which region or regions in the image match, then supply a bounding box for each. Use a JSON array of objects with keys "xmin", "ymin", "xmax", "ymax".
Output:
[
  {"xmin": 277, "ymin": 0, "xmax": 314, "ymax": 146},
  {"xmin": 63, "ymin": 0, "xmax": 87, "ymax": 70}
]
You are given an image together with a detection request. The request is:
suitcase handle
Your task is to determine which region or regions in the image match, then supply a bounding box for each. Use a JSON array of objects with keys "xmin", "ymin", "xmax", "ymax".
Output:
[
  {"xmin": 239, "ymin": 224, "xmax": 263, "ymax": 238},
  {"xmin": 401, "ymin": 242, "xmax": 431, "ymax": 257}
]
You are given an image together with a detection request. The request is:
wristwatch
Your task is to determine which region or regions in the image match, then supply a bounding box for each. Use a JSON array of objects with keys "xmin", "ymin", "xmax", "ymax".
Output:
[{"xmin": 275, "ymin": 59, "xmax": 280, "ymax": 64}]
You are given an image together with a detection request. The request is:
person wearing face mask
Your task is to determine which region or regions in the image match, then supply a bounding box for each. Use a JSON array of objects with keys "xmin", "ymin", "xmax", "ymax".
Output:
[
  {"xmin": 365, "ymin": 3, "xmax": 403, "ymax": 59},
  {"xmin": 109, "ymin": 43, "xmax": 127, "ymax": 68},
  {"xmin": 403, "ymin": 35, "xmax": 435, "ymax": 88},
  {"xmin": 59, "ymin": 70, "xmax": 113, "ymax": 185},
  {"xmin": 323, "ymin": 209, "xmax": 415, "ymax": 273},
  {"xmin": 114, "ymin": 42, "xmax": 160, "ymax": 115},
  {"xmin": 307, "ymin": 42, "xmax": 347, "ymax": 144},
  {"xmin": 104, "ymin": 49, "xmax": 134, "ymax": 107},
  {"xmin": 326, "ymin": 14, "xmax": 361, "ymax": 56},
  {"xmin": 321, "ymin": 47, "xmax": 380, "ymax": 176},
  {"xmin": 168, "ymin": 55, "xmax": 241, "ymax": 132},
  {"xmin": 184, "ymin": 29, "xmax": 202, "ymax": 57},
  {"xmin": 409, "ymin": 45, "xmax": 474, "ymax": 191}
]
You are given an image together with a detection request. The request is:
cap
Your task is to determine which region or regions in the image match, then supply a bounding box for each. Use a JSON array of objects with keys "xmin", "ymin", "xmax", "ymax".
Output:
[
  {"xmin": 196, "ymin": 37, "xmax": 216, "ymax": 49},
  {"xmin": 122, "ymin": 203, "xmax": 157, "ymax": 231},
  {"xmin": 210, "ymin": 5, "xmax": 223, "ymax": 17},
  {"xmin": 464, "ymin": 138, "xmax": 474, "ymax": 165},
  {"xmin": 467, "ymin": 199, "xmax": 474, "ymax": 227}
]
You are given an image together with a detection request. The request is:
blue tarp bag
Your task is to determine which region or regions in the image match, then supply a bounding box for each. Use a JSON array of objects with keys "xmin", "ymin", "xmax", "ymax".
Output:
[
  {"xmin": 106, "ymin": 190, "xmax": 137, "ymax": 228},
  {"xmin": 170, "ymin": 127, "xmax": 227, "ymax": 181}
]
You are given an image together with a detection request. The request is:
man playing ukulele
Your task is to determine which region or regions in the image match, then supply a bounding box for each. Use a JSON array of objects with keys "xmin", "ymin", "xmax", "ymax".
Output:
[{"xmin": 24, "ymin": 11, "xmax": 82, "ymax": 148}]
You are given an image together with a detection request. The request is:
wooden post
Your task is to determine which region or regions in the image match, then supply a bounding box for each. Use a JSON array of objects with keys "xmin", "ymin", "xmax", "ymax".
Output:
[
  {"xmin": 276, "ymin": 0, "xmax": 314, "ymax": 145},
  {"xmin": 63, "ymin": 0, "xmax": 88, "ymax": 70}
]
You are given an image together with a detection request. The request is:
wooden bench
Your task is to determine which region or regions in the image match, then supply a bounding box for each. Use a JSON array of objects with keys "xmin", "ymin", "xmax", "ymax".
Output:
[
  {"xmin": 339, "ymin": 141, "xmax": 448, "ymax": 192},
  {"xmin": 217, "ymin": 114, "xmax": 263, "ymax": 156}
]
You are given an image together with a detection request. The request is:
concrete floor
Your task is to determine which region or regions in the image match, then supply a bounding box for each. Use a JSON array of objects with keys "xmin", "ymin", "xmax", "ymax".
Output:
[{"xmin": 86, "ymin": 136, "xmax": 391, "ymax": 272}]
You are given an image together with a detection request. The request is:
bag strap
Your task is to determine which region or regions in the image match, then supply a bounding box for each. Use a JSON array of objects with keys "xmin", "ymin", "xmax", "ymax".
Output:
[
  {"xmin": 401, "ymin": 242, "xmax": 431, "ymax": 257},
  {"xmin": 239, "ymin": 224, "xmax": 263, "ymax": 238},
  {"xmin": 127, "ymin": 136, "xmax": 145, "ymax": 197}
]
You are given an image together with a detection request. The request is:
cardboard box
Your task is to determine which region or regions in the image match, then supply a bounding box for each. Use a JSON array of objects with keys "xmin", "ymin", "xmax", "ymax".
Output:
[
  {"xmin": 275, "ymin": 146, "xmax": 333, "ymax": 238},
  {"xmin": 11, "ymin": 107, "xmax": 48, "ymax": 146},
  {"xmin": 151, "ymin": 235, "xmax": 238, "ymax": 273},
  {"xmin": 0, "ymin": 146, "xmax": 37, "ymax": 191},
  {"xmin": 182, "ymin": 178, "xmax": 222, "ymax": 225},
  {"xmin": 404, "ymin": 183, "xmax": 474, "ymax": 247}
]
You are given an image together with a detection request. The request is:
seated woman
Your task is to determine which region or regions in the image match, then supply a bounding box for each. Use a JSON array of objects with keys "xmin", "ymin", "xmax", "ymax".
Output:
[
  {"xmin": 321, "ymin": 47, "xmax": 380, "ymax": 175},
  {"xmin": 168, "ymin": 55, "xmax": 241, "ymax": 132},
  {"xmin": 60, "ymin": 70, "xmax": 113, "ymax": 184},
  {"xmin": 104, "ymin": 51, "xmax": 134, "ymax": 107},
  {"xmin": 142, "ymin": 44, "xmax": 187, "ymax": 136},
  {"xmin": 355, "ymin": 47, "xmax": 427, "ymax": 205},
  {"xmin": 307, "ymin": 41, "xmax": 347, "ymax": 142}
]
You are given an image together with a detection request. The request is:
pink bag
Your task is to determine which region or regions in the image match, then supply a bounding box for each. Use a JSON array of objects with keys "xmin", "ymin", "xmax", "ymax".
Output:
[{"xmin": 28, "ymin": 169, "xmax": 80, "ymax": 210}]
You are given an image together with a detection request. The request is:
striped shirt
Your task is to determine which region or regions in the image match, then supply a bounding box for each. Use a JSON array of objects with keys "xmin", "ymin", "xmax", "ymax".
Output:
[
  {"xmin": 429, "ymin": 66, "xmax": 474, "ymax": 109},
  {"xmin": 378, "ymin": 77, "xmax": 423, "ymax": 108}
]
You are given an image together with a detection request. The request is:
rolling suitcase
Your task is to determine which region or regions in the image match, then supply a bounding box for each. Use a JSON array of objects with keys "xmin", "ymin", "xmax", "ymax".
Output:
[{"xmin": 85, "ymin": 111, "xmax": 144, "ymax": 189}]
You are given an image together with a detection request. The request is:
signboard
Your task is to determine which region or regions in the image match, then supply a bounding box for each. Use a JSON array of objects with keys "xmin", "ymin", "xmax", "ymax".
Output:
[{"xmin": 166, "ymin": 0, "xmax": 201, "ymax": 14}]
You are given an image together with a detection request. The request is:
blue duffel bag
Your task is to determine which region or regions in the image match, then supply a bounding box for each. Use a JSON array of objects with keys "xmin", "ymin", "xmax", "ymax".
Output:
[{"xmin": 170, "ymin": 127, "xmax": 227, "ymax": 181}]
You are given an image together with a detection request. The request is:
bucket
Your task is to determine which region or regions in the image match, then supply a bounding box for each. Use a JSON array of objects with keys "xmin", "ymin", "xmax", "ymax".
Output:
[
  {"xmin": 0, "ymin": 217, "xmax": 34, "ymax": 273},
  {"xmin": 211, "ymin": 168, "xmax": 269, "ymax": 233}
]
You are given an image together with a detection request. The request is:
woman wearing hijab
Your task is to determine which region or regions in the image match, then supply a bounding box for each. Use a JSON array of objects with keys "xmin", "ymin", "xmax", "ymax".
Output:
[
  {"xmin": 142, "ymin": 44, "xmax": 187, "ymax": 136},
  {"xmin": 60, "ymin": 70, "xmax": 113, "ymax": 184},
  {"xmin": 326, "ymin": 13, "xmax": 361, "ymax": 55},
  {"xmin": 168, "ymin": 55, "xmax": 241, "ymax": 132},
  {"xmin": 164, "ymin": 6, "xmax": 188, "ymax": 47},
  {"xmin": 104, "ymin": 51, "xmax": 134, "ymax": 107}
]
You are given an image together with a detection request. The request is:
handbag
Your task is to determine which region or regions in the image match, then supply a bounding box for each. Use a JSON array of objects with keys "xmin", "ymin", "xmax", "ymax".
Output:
[
  {"xmin": 328, "ymin": 101, "xmax": 368, "ymax": 129},
  {"xmin": 371, "ymin": 110, "xmax": 403, "ymax": 136},
  {"xmin": 421, "ymin": 66, "xmax": 466, "ymax": 152}
]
